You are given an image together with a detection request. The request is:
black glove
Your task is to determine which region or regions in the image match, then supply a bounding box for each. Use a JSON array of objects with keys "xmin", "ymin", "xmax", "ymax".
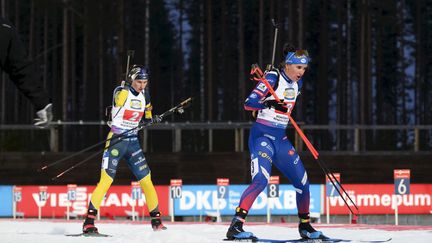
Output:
[
  {"xmin": 151, "ymin": 115, "xmax": 162, "ymax": 123},
  {"xmin": 263, "ymin": 100, "xmax": 288, "ymax": 113},
  {"xmin": 34, "ymin": 103, "xmax": 53, "ymax": 127}
]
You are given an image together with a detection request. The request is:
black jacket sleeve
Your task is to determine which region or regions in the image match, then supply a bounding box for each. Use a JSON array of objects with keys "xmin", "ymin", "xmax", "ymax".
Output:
[{"xmin": 0, "ymin": 17, "xmax": 50, "ymax": 111}]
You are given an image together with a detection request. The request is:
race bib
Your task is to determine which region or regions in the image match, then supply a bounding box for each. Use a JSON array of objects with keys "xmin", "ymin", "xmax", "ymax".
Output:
[{"xmin": 123, "ymin": 110, "xmax": 144, "ymax": 122}]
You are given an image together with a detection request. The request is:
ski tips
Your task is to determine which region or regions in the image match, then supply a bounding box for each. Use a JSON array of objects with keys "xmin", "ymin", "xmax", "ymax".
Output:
[
  {"xmin": 351, "ymin": 214, "xmax": 359, "ymax": 224},
  {"xmin": 38, "ymin": 165, "xmax": 48, "ymax": 172},
  {"xmin": 51, "ymin": 172, "xmax": 64, "ymax": 181}
]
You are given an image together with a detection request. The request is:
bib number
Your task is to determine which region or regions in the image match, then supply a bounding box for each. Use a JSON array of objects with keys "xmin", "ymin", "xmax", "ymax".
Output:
[
  {"xmin": 123, "ymin": 110, "xmax": 143, "ymax": 122},
  {"xmin": 284, "ymin": 102, "xmax": 294, "ymax": 114}
]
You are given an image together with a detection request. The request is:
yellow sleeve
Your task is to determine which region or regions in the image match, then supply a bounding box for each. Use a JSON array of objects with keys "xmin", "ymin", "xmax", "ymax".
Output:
[
  {"xmin": 114, "ymin": 89, "xmax": 129, "ymax": 107},
  {"xmin": 145, "ymin": 103, "xmax": 153, "ymax": 119}
]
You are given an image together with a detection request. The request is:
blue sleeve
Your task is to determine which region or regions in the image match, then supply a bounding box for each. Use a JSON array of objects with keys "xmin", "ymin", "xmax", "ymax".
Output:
[
  {"xmin": 244, "ymin": 72, "xmax": 278, "ymax": 110},
  {"xmin": 297, "ymin": 78, "xmax": 303, "ymax": 90},
  {"xmin": 144, "ymin": 88, "xmax": 151, "ymax": 105}
]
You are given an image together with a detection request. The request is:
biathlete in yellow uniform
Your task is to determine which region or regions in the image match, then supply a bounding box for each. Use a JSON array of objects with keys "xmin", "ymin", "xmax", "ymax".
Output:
[{"xmin": 82, "ymin": 65, "xmax": 166, "ymax": 234}]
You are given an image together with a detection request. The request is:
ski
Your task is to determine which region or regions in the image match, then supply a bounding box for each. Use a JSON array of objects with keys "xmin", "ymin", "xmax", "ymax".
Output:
[
  {"xmin": 223, "ymin": 238, "xmax": 391, "ymax": 243},
  {"xmin": 66, "ymin": 232, "xmax": 112, "ymax": 237},
  {"xmin": 358, "ymin": 239, "xmax": 392, "ymax": 243},
  {"xmin": 224, "ymin": 238, "xmax": 346, "ymax": 243}
]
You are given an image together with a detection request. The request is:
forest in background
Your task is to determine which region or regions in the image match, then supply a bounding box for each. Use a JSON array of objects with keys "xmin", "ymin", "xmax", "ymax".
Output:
[{"xmin": 0, "ymin": 0, "xmax": 431, "ymax": 151}]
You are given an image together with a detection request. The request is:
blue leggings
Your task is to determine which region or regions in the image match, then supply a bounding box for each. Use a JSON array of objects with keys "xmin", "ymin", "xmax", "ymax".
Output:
[
  {"xmin": 239, "ymin": 122, "xmax": 310, "ymax": 214},
  {"xmin": 102, "ymin": 134, "xmax": 150, "ymax": 180}
]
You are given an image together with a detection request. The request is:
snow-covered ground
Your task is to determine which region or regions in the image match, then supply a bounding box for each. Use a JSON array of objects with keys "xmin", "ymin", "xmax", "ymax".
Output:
[{"xmin": 0, "ymin": 219, "xmax": 430, "ymax": 243}]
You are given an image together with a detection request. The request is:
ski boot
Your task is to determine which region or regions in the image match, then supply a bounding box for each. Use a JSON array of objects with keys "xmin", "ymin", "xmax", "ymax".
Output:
[
  {"xmin": 298, "ymin": 213, "xmax": 326, "ymax": 239},
  {"xmin": 226, "ymin": 207, "xmax": 256, "ymax": 241},
  {"xmin": 150, "ymin": 212, "xmax": 167, "ymax": 231},
  {"xmin": 82, "ymin": 209, "xmax": 99, "ymax": 234}
]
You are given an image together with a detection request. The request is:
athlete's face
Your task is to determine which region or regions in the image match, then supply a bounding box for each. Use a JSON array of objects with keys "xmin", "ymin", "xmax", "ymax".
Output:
[
  {"xmin": 131, "ymin": 79, "xmax": 148, "ymax": 92},
  {"xmin": 284, "ymin": 64, "xmax": 308, "ymax": 82}
]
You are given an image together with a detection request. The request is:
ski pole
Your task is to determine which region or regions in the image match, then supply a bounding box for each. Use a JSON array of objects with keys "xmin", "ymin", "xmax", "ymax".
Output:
[
  {"xmin": 121, "ymin": 50, "xmax": 135, "ymax": 87},
  {"xmin": 316, "ymin": 157, "xmax": 360, "ymax": 217},
  {"xmin": 125, "ymin": 50, "xmax": 134, "ymax": 80},
  {"xmin": 38, "ymin": 123, "xmax": 145, "ymax": 171},
  {"xmin": 158, "ymin": 97, "xmax": 192, "ymax": 119},
  {"xmin": 270, "ymin": 19, "xmax": 279, "ymax": 70},
  {"xmin": 51, "ymin": 134, "xmax": 138, "ymax": 180},
  {"xmin": 51, "ymin": 150, "xmax": 102, "ymax": 181},
  {"xmin": 40, "ymin": 97, "xmax": 192, "ymax": 172},
  {"xmin": 44, "ymin": 97, "xmax": 193, "ymax": 178}
]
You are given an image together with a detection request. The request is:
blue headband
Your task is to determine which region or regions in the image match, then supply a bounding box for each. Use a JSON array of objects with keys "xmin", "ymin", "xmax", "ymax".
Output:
[{"xmin": 285, "ymin": 51, "xmax": 309, "ymax": 64}]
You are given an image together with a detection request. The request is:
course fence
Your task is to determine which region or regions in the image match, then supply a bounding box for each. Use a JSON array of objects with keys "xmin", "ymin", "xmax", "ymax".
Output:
[
  {"xmin": 1, "ymin": 122, "xmax": 431, "ymax": 152},
  {"xmin": 2, "ymin": 184, "xmax": 431, "ymax": 219}
]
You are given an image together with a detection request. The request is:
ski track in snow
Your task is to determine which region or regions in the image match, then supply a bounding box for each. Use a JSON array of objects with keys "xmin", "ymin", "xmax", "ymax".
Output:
[{"xmin": 0, "ymin": 220, "xmax": 430, "ymax": 243}]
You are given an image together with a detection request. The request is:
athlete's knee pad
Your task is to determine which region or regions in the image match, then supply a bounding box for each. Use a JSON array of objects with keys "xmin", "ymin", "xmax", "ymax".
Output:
[
  {"xmin": 250, "ymin": 137, "xmax": 274, "ymax": 180},
  {"xmin": 292, "ymin": 171, "xmax": 310, "ymax": 195}
]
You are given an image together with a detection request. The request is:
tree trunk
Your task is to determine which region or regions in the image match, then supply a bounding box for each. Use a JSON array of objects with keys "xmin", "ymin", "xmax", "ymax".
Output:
[
  {"xmin": 336, "ymin": 0, "xmax": 347, "ymax": 149},
  {"xmin": 43, "ymin": 7, "xmax": 48, "ymax": 89},
  {"xmin": 346, "ymin": 0, "xmax": 352, "ymax": 129},
  {"xmin": 117, "ymin": 0, "xmax": 124, "ymax": 81},
  {"xmin": 62, "ymin": 0, "xmax": 69, "ymax": 150},
  {"xmin": 28, "ymin": 0, "xmax": 35, "ymax": 58},
  {"xmin": 0, "ymin": 0, "xmax": 6, "ymax": 124},
  {"xmin": 287, "ymin": 0, "xmax": 293, "ymax": 43},
  {"xmin": 144, "ymin": 0, "xmax": 150, "ymax": 67},
  {"xmin": 51, "ymin": 3, "xmax": 59, "ymax": 126},
  {"xmin": 396, "ymin": 0, "xmax": 407, "ymax": 147},
  {"xmin": 179, "ymin": 0, "xmax": 184, "ymax": 98},
  {"xmin": 206, "ymin": 0, "xmax": 213, "ymax": 120},
  {"xmin": 237, "ymin": 0, "xmax": 245, "ymax": 120},
  {"xmin": 358, "ymin": 0, "xmax": 372, "ymax": 150},
  {"xmin": 0, "ymin": 0, "xmax": 5, "ymax": 16},
  {"xmin": 258, "ymin": 0, "xmax": 264, "ymax": 66},
  {"xmin": 414, "ymin": 0, "xmax": 423, "ymax": 125},
  {"xmin": 98, "ymin": 2, "xmax": 104, "ymax": 122},
  {"xmin": 219, "ymin": 0, "xmax": 227, "ymax": 120},
  {"xmin": 27, "ymin": 0, "xmax": 35, "ymax": 122},
  {"xmin": 316, "ymin": 0, "xmax": 329, "ymax": 149},
  {"xmin": 297, "ymin": 0, "xmax": 303, "ymax": 49},
  {"xmin": 13, "ymin": 1, "xmax": 20, "ymax": 122},
  {"xmin": 70, "ymin": 12, "xmax": 76, "ymax": 122},
  {"xmin": 296, "ymin": 0, "xmax": 304, "ymax": 121},
  {"xmin": 200, "ymin": 1, "xmax": 205, "ymax": 122}
]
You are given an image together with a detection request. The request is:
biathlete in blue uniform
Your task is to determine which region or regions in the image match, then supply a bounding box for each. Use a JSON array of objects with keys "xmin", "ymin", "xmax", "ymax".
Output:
[
  {"xmin": 226, "ymin": 43, "xmax": 326, "ymax": 240},
  {"xmin": 82, "ymin": 66, "xmax": 166, "ymax": 234}
]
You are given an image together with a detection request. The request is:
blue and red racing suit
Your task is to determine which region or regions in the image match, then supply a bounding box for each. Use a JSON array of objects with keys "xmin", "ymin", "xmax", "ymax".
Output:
[{"xmin": 239, "ymin": 69, "xmax": 310, "ymax": 215}]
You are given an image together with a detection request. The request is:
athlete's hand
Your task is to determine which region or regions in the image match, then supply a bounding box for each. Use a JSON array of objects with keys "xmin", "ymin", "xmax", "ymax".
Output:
[
  {"xmin": 151, "ymin": 115, "xmax": 162, "ymax": 123},
  {"xmin": 263, "ymin": 100, "xmax": 287, "ymax": 113},
  {"xmin": 34, "ymin": 103, "xmax": 53, "ymax": 128}
]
